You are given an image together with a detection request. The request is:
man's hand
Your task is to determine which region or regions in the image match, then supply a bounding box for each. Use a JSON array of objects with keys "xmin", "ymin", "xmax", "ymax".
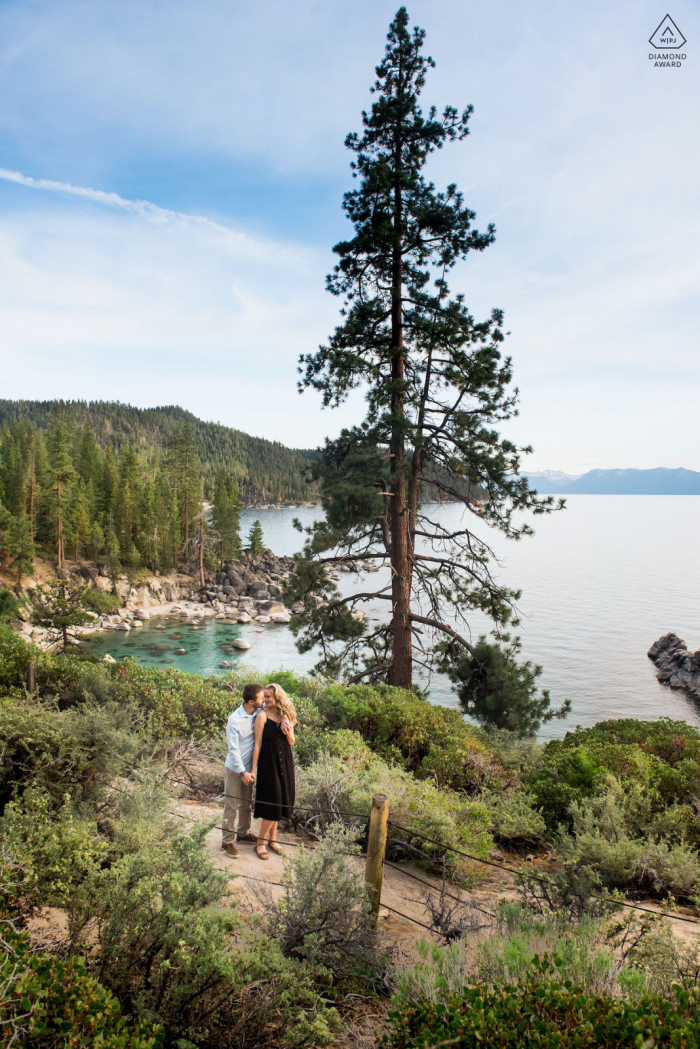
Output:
[
  {"xmin": 280, "ymin": 717, "xmax": 292, "ymax": 736},
  {"xmin": 240, "ymin": 772, "xmax": 255, "ymax": 786}
]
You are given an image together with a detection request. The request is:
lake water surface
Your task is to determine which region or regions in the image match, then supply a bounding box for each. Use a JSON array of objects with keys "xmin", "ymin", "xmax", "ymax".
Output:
[{"xmin": 85, "ymin": 497, "xmax": 700, "ymax": 740}]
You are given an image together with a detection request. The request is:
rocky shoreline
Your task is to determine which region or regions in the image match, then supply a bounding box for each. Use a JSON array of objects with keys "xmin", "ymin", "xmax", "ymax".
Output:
[
  {"xmin": 648, "ymin": 633, "xmax": 700, "ymax": 698},
  {"xmin": 9, "ymin": 547, "xmax": 381, "ymax": 652}
]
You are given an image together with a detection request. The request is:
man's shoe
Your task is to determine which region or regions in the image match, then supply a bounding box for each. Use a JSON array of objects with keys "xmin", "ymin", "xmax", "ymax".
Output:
[
  {"xmin": 236, "ymin": 833, "xmax": 258, "ymax": 843},
  {"xmin": 221, "ymin": 843, "xmax": 240, "ymax": 858}
]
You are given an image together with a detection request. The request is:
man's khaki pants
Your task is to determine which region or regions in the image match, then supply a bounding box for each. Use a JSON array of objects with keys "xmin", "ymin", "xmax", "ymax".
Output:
[{"xmin": 222, "ymin": 767, "xmax": 254, "ymax": 844}]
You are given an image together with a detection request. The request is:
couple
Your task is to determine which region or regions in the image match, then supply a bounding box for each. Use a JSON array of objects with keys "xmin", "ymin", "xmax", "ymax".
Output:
[{"xmin": 222, "ymin": 681, "xmax": 297, "ymax": 861}]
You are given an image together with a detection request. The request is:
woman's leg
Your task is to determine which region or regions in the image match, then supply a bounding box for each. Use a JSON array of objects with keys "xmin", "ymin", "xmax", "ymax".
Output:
[
  {"xmin": 267, "ymin": 820, "xmax": 279, "ymax": 844},
  {"xmin": 257, "ymin": 819, "xmax": 274, "ymax": 850}
]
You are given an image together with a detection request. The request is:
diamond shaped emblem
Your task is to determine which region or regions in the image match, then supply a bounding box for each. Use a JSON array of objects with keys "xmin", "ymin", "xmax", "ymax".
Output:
[{"xmin": 649, "ymin": 14, "xmax": 686, "ymax": 49}]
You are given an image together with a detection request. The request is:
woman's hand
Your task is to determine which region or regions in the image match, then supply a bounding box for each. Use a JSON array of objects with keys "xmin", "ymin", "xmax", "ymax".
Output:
[{"xmin": 280, "ymin": 717, "xmax": 295, "ymax": 745}]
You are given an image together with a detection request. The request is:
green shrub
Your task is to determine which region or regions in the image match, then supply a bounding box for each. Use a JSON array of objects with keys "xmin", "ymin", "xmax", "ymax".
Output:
[
  {"xmin": 0, "ymin": 787, "xmax": 111, "ymax": 907},
  {"xmin": 64, "ymin": 812, "xmax": 341, "ymax": 1048},
  {"xmin": 297, "ymin": 730, "xmax": 492, "ymax": 875},
  {"xmin": 0, "ymin": 693, "xmax": 145, "ymax": 813},
  {"xmin": 110, "ymin": 658, "xmax": 232, "ymax": 736},
  {"xmin": 0, "ymin": 872, "xmax": 162, "ymax": 1048},
  {"xmin": 485, "ymin": 789, "xmax": 546, "ymax": 846},
  {"xmin": 0, "ymin": 624, "xmax": 87, "ymax": 695},
  {"xmin": 316, "ymin": 683, "xmax": 505, "ymax": 793},
  {"xmin": 0, "ymin": 588, "xmax": 21, "ymax": 622},
  {"xmin": 384, "ymin": 960, "xmax": 700, "ymax": 1049},
  {"xmin": 396, "ymin": 904, "xmax": 632, "ymax": 1005},
  {"xmin": 530, "ymin": 719, "xmax": 700, "ymax": 836},
  {"xmin": 83, "ymin": 589, "xmax": 122, "ymax": 614},
  {"xmin": 264, "ymin": 823, "xmax": 386, "ymax": 991}
]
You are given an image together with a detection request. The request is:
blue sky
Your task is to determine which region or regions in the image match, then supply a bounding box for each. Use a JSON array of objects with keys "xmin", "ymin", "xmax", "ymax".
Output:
[{"xmin": 0, "ymin": 0, "xmax": 698, "ymax": 471}]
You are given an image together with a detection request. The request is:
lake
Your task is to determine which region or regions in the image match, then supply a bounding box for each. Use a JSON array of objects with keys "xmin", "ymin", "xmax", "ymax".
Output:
[{"xmin": 85, "ymin": 497, "xmax": 700, "ymax": 740}]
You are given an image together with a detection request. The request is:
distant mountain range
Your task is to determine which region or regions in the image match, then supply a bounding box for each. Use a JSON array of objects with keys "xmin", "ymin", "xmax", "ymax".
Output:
[{"xmin": 525, "ymin": 468, "xmax": 700, "ymax": 495}]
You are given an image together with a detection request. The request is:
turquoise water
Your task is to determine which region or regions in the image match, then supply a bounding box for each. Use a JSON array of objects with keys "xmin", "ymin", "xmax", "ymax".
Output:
[
  {"xmin": 84, "ymin": 497, "xmax": 700, "ymax": 739},
  {"xmin": 82, "ymin": 613, "xmax": 304, "ymax": 677}
]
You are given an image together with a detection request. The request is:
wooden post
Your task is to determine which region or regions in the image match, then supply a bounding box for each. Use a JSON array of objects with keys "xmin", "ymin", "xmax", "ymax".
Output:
[
  {"xmin": 365, "ymin": 793, "xmax": 389, "ymax": 919},
  {"xmin": 27, "ymin": 659, "xmax": 36, "ymax": 694}
]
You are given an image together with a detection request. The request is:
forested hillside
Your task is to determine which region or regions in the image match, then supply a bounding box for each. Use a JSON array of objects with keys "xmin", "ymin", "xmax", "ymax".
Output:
[
  {"xmin": 0, "ymin": 402, "xmax": 317, "ymax": 576},
  {"xmin": 0, "ymin": 401, "xmax": 318, "ymax": 504}
]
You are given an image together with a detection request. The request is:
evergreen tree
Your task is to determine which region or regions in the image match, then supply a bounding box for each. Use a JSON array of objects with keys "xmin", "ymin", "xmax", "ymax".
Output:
[
  {"xmin": 89, "ymin": 519, "xmax": 105, "ymax": 561},
  {"xmin": 104, "ymin": 524, "xmax": 122, "ymax": 594},
  {"xmin": 78, "ymin": 425, "xmax": 101, "ymax": 486},
  {"xmin": 246, "ymin": 519, "xmax": 265, "ymax": 557},
  {"xmin": 47, "ymin": 414, "xmax": 77, "ymax": 569},
  {"xmin": 7, "ymin": 512, "xmax": 34, "ymax": 585},
  {"xmin": 139, "ymin": 480, "xmax": 156, "ymax": 566},
  {"xmin": 70, "ymin": 485, "xmax": 91, "ymax": 561},
  {"xmin": 31, "ymin": 578, "xmax": 92, "ymax": 652},
  {"xmin": 172, "ymin": 423, "xmax": 201, "ymax": 546},
  {"xmin": 0, "ymin": 429, "xmax": 25, "ymax": 516},
  {"xmin": 99, "ymin": 445, "xmax": 119, "ymax": 519},
  {"xmin": 211, "ymin": 471, "xmax": 241, "ymax": 568},
  {"xmin": 115, "ymin": 445, "xmax": 141, "ymax": 547},
  {"xmin": 290, "ymin": 9, "xmax": 559, "ymax": 687},
  {"xmin": 445, "ymin": 635, "xmax": 571, "ymax": 737}
]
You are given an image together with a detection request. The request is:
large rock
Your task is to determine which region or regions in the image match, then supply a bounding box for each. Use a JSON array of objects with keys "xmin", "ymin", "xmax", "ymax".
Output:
[
  {"xmin": 257, "ymin": 600, "xmax": 286, "ymax": 614},
  {"xmin": 231, "ymin": 639, "xmax": 252, "ymax": 650},
  {"xmin": 648, "ymin": 633, "xmax": 700, "ymax": 697}
]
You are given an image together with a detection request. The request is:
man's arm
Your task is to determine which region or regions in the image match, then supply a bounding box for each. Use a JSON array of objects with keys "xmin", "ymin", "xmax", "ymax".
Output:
[{"xmin": 226, "ymin": 715, "xmax": 246, "ymax": 775}]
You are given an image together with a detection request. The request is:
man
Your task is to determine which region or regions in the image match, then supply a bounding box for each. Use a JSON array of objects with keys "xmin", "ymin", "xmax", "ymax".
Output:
[{"xmin": 222, "ymin": 681, "xmax": 265, "ymax": 858}]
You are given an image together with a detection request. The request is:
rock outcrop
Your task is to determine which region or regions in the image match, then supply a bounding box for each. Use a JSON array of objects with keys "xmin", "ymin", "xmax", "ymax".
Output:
[{"xmin": 648, "ymin": 633, "xmax": 700, "ymax": 697}]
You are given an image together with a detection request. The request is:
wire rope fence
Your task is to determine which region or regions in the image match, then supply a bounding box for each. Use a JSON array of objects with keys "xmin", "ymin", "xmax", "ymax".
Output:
[{"xmin": 106, "ymin": 762, "xmax": 700, "ymax": 936}]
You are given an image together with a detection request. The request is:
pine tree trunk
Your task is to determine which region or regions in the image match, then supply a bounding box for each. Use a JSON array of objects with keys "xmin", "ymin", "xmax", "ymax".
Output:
[
  {"xmin": 387, "ymin": 150, "xmax": 412, "ymax": 690},
  {"xmin": 56, "ymin": 481, "xmax": 63, "ymax": 569},
  {"xmin": 28, "ymin": 451, "xmax": 35, "ymax": 544},
  {"xmin": 199, "ymin": 516, "xmax": 205, "ymax": 588}
]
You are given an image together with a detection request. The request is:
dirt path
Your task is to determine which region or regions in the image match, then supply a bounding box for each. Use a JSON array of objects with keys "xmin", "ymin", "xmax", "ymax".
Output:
[{"xmin": 174, "ymin": 800, "xmax": 517, "ymax": 950}]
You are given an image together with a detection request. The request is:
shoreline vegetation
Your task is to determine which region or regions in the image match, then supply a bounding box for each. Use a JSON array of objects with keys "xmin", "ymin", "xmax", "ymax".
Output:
[{"xmin": 3, "ymin": 621, "xmax": 700, "ymax": 1046}]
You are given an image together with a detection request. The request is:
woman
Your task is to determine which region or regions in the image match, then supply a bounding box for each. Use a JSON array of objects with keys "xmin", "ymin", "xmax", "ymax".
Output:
[{"xmin": 251, "ymin": 682, "xmax": 296, "ymax": 860}]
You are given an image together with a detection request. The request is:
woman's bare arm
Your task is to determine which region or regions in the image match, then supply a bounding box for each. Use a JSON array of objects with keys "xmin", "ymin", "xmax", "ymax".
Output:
[
  {"xmin": 251, "ymin": 711, "xmax": 267, "ymax": 776},
  {"xmin": 281, "ymin": 718, "xmax": 295, "ymax": 746}
]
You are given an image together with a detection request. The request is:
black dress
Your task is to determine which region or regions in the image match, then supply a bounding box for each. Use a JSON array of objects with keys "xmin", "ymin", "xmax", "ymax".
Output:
[{"xmin": 254, "ymin": 715, "xmax": 295, "ymax": 822}]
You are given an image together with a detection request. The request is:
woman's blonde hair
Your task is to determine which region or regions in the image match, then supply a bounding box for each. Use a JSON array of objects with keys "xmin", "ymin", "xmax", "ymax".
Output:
[{"xmin": 265, "ymin": 683, "xmax": 297, "ymax": 726}]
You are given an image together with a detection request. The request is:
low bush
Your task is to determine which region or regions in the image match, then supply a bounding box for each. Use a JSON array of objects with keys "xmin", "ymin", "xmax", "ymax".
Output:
[
  {"xmin": 83, "ymin": 589, "xmax": 122, "ymax": 614},
  {"xmin": 315, "ymin": 682, "xmax": 506, "ymax": 793},
  {"xmin": 110, "ymin": 658, "xmax": 232, "ymax": 736},
  {"xmin": 296, "ymin": 730, "xmax": 492, "ymax": 875},
  {"xmin": 484, "ymin": 789, "xmax": 546, "ymax": 847},
  {"xmin": 0, "ymin": 787, "xmax": 112, "ymax": 907},
  {"xmin": 0, "ymin": 871, "xmax": 162, "ymax": 1048},
  {"xmin": 384, "ymin": 960, "xmax": 700, "ymax": 1049},
  {"xmin": 529, "ymin": 719, "xmax": 700, "ymax": 837},
  {"xmin": 395, "ymin": 903, "xmax": 638, "ymax": 1005},
  {"xmin": 0, "ymin": 625, "xmax": 87, "ymax": 696},
  {"xmin": 263, "ymin": 823, "xmax": 388, "ymax": 991},
  {"xmin": 0, "ymin": 693, "xmax": 146, "ymax": 814},
  {"xmin": 553, "ymin": 781, "xmax": 700, "ymax": 898}
]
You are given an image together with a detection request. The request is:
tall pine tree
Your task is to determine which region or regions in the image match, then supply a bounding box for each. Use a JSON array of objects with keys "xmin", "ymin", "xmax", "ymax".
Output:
[
  {"xmin": 47, "ymin": 413, "xmax": 77, "ymax": 569},
  {"xmin": 211, "ymin": 471, "xmax": 241, "ymax": 569},
  {"xmin": 290, "ymin": 9, "xmax": 559, "ymax": 688}
]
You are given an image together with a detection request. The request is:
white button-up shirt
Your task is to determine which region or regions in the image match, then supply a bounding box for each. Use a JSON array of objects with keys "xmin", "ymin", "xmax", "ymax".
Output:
[{"xmin": 225, "ymin": 703, "xmax": 258, "ymax": 774}]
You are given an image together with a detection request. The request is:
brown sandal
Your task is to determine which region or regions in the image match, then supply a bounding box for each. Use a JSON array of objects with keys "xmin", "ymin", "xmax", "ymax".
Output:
[
  {"xmin": 255, "ymin": 843, "xmax": 269, "ymax": 861},
  {"xmin": 268, "ymin": 841, "xmax": 285, "ymax": 855}
]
